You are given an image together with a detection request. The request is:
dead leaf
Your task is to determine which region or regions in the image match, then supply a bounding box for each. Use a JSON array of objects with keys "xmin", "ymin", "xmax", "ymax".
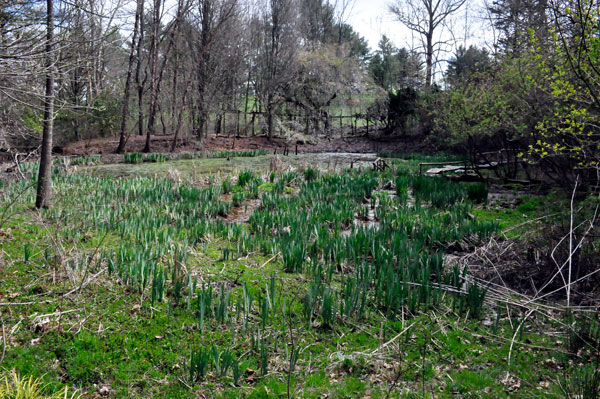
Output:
[
  {"xmin": 98, "ymin": 384, "xmax": 111, "ymax": 397},
  {"xmin": 501, "ymin": 374, "xmax": 521, "ymax": 392},
  {"xmin": 245, "ymin": 368, "xmax": 256, "ymax": 384}
]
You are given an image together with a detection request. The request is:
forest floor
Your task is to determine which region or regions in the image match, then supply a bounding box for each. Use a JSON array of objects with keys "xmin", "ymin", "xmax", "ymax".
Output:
[
  {"xmin": 0, "ymin": 151, "xmax": 593, "ymax": 399},
  {"xmin": 60, "ymin": 130, "xmax": 430, "ymax": 157}
]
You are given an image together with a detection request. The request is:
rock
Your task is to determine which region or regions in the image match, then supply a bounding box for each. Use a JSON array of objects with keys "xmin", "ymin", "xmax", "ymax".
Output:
[{"xmin": 382, "ymin": 180, "xmax": 395, "ymax": 190}]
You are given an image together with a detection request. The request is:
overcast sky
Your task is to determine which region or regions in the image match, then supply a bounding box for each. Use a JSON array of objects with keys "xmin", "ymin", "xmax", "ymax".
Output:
[{"xmin": 347, "ymin": 0, "xmax": 493, "ymax": 54}]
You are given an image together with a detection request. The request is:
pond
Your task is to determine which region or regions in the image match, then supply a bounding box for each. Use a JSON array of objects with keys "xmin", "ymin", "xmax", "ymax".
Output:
[{"xmin": 80, "ymin": 152, "xmax": 379, "ymax": 180}]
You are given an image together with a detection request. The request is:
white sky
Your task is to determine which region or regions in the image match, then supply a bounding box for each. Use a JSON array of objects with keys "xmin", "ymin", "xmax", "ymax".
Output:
[{"xmin": 346, "ymin": 0, "xmax": 493, "ymax": 53}]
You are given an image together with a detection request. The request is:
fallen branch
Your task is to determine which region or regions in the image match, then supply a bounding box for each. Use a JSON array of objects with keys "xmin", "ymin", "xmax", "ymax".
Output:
[
  {"xmin": 373, "ymin": 322, "xmax": 415, "ymax": 354},
  {"xmin": 259, "ymin": 252, "xmax": 280, "ymax": 269},
  {"xmin": 62, "ymin": 267, "xmax": 108, "ymax": 297},
  {"xmin": 507, "ymin": 308, "xmax": 535, "ymax": 370}
]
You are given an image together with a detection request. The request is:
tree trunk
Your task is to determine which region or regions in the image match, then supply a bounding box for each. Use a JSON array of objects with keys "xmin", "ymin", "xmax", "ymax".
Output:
[
  {"xmin": 36, "ymin": 0, "xmax": 55, "ymax": 209},
  {"xmin": 196, "ymin": 0, "xmax": 212, "ymax": 139},
  {"xmin": 144, "ymin": 0, "xmax": 161, "ymax": 152},
  {"xmin": 425, "ymin": 31, "xmax": 433, "ymax": 88},
  {"xmin": 243, "ymin": 67, "xmax": 251, "ymax": 135},
  {"xmin": 135, "ymin": 1, "xmax": 145, "ymax": 138},
  {"xmin": 171, "ymin": 76, "xmax": 192, "ymax": 152},
  {"xmin": 267, "ymin": 101, "xmax": 274, "ymax": 140},
  {"xmin": 116, "ymin": 0, "xmax": 142, "ymax": 153}
]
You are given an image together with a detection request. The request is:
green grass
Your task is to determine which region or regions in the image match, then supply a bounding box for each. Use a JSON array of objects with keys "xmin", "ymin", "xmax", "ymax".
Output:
[
  {"xmin": 0, "ymin": 154, "xmax": 583, "ymax": 398},
  {"xmin": 472, "ymin": 194, "xmax": 556, "ymax": 238}
]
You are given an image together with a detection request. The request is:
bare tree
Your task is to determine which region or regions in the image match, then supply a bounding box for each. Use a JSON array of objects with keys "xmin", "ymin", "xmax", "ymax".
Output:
[
  {"xmin": 143, "ymin": 0, "xmax": 162, "ymax": 152},
  {"xmin": 331, "ymin": 0, "xmax": 355, "ymax": 45},
  {"xmin": 256, "ymin": 0, "xmax": 299, "ymax": 139},
  {"xmin": 389, "ymin": 0, "xmax": 466, "ymax": 88},
  {"xmin": 189, "ymin": 0, "xmax": 238, "ymax": 139},
  {"xmin": 117, "ymin": 0, "xmax": 143, "ymax": 153}
]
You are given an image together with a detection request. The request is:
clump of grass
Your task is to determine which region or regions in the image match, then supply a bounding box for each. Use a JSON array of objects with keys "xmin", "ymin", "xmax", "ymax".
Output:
[
  {"xmin": 465, "ymin": 283, "xmax": 487, "ymax": 319},
  {"xmin": 70, "ymin": 156, "xmax": 101, "ymax": 166},
  {"xmin": 237, "ymin": 170, "xmax": 254, "ymax": 187},
  {"xmin": 124, "ymin": 153, "xmax": 169, "ymax": 164},
  {"xmin": 561, "ymin": 365, "xmax": 600, "ymax": 399},
  {"xmin": 143, "ymin": 153, "xmax": 169, "ymax": 163},
  {"xmin": 124, "ymin": 153, "xmax": 143, "ymax": 164},
  {"xmin": 222, "ymin": 178, "xmax": 233, "ymax": 194},
  {"xmin": 232, "ymin": 192, "xmax": 245, "ymax": 207},
  {"xmin": 0, "ymin": 371, "xmax": 81, "ymax": 399},
  {"xmin": 189, "ymin": 347, "xmax": 211, "ymax": 383},
  {"xmin": 565, "ymin": 313, "xmax": 600, "ymax": 354},
  {"xmin": 467, "ymin": 183, "xmax": 488, "ymax": 203},
  {"xmin": 303, "ymin": 168, "xmax": 318, "ymax": 181}
]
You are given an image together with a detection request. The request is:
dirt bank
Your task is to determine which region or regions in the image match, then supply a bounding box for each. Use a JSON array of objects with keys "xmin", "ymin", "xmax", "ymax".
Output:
[{"xmin": 61, "ymin": 130, "xmax": 431, "ymax": 156}]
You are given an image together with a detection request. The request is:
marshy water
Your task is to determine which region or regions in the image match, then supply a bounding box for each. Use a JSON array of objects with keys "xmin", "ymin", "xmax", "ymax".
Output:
[{"xmin": 82, "ymin": 152, "xmax": 379, "ymax": 180}]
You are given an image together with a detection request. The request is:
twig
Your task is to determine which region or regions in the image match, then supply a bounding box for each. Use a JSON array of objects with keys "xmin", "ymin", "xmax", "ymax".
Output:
[
  {"xmin": 30, "ymin": 309, "xmax": 78, "ymax": 321},
  {"xmin": 0, "ymin": 313, "xmax": 6, "ymax": 365},
  {"xmin": 259, "ymin": 252, "xmax": 280, "ymax": 269},
  {"xmin": 0, "ymin": 299, "xmax": 55, "ymax": 307},
  {"xmin": 372, "ymin": 322, "xmax": 415, "ymax": 355},
  {"xmin": 507, "ymin": 308, "xmax": 535, "ymax": 370},
  {"xmin": 567, "ymin": 176, "xmax": 578, "ymax": 307},
  {"xmin": 0, "ymin": 182, "xmax": 36, "ymax": 230},
  {"xmin": 177, "ymin": 377, "xmax": 193, "ymax": 390},
  {"xmin": 13, "ymin": 153, "xmax": 27, "ymax": 180},
  {"xmin": 385, "ymin": 350, "xmax": 403, "ymax": 399},
  {"xmin": 501, "ymin": 212, "xmax": 561, "ymax": 236},
  {"xmin": 62, "ymin": 267, "xmax": 107, "ymax": 297}
]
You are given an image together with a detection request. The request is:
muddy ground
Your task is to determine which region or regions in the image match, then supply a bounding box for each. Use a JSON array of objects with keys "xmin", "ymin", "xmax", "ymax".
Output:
[{"xmin": 60, "ymin": 129, "xmax": 431, "ymax": 157}]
